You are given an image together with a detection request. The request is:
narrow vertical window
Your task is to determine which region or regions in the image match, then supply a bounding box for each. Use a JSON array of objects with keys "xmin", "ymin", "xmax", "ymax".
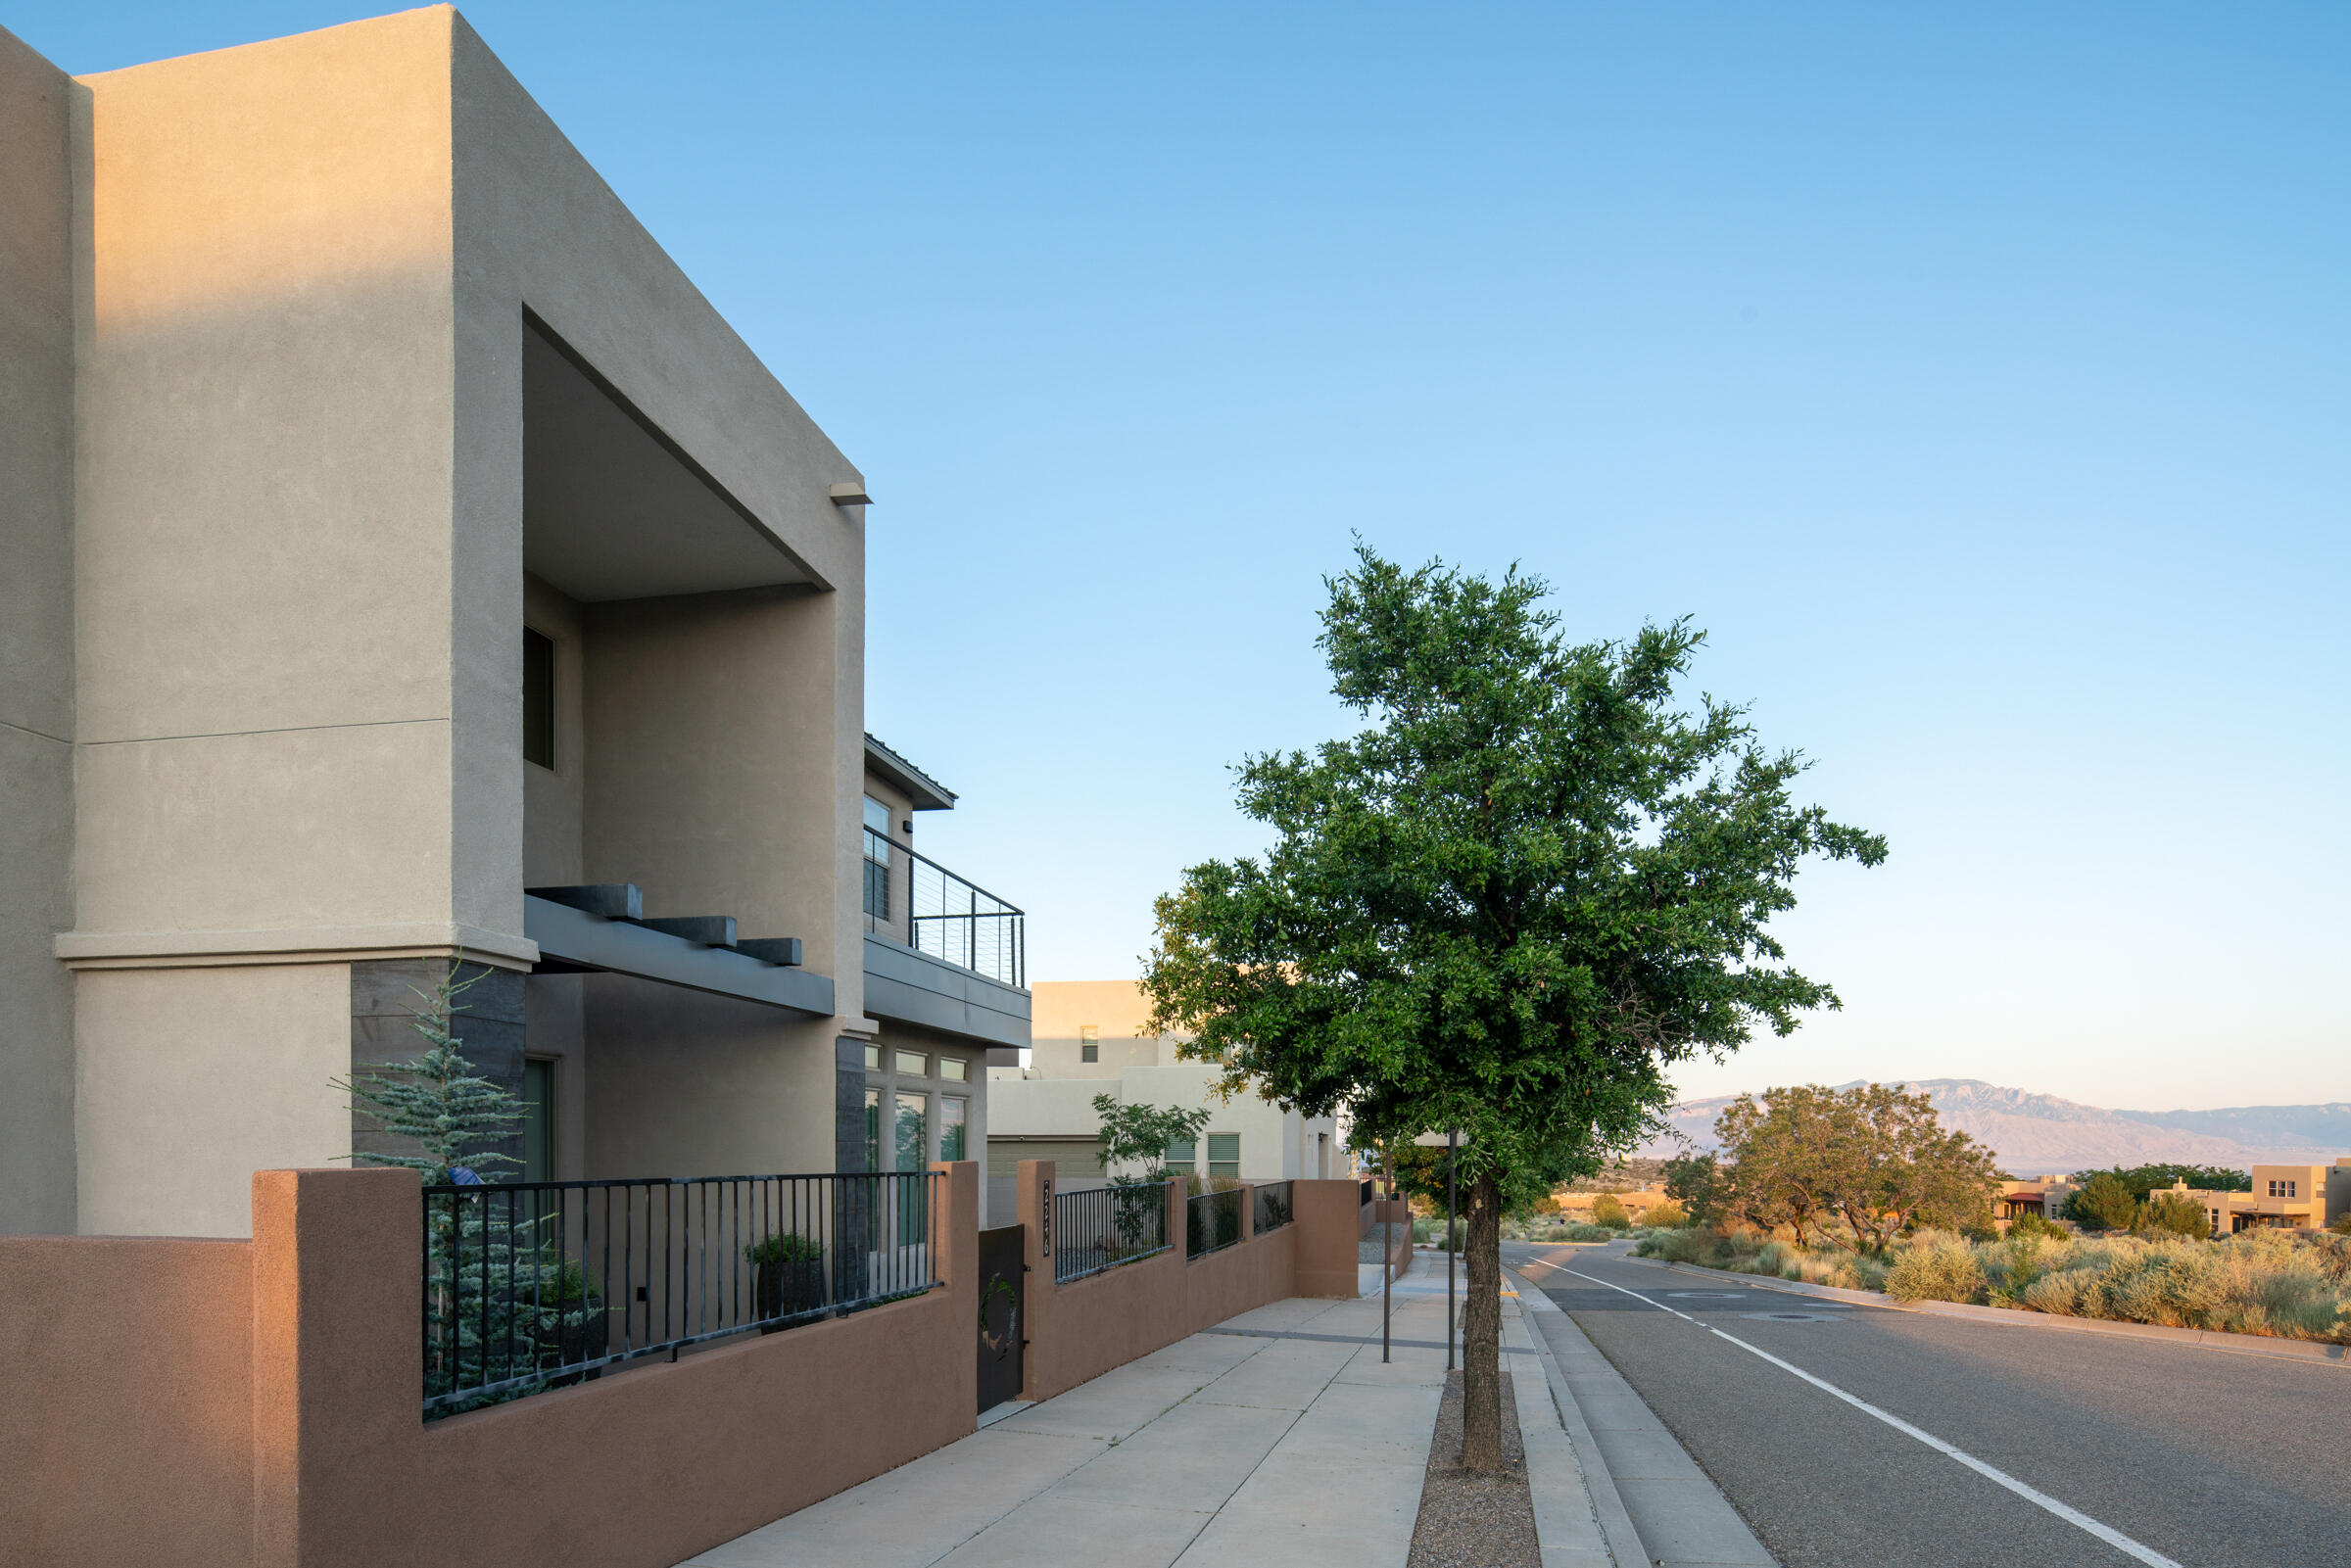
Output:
[
  {"xmin": 1208, "ymin": 1133, "xmax": 1240, "ymax": 1180},
  {"xmin": 940, "ymin": 1096, "xmax": 968, "ymax": 1162},
  {"xmin": 1166, "ymin": 1136, "xmax": 1195, "ymax": 1177},
  {"xmin": 1080, "ymin": 1024, "xmax": 1099, "ymax": 1064},
  {"xmin": 521, "ymin": 1059, "xmax": 554, "ymax": 1183},
  {"xmin": 862, "ymin": 795, "xmax": 892, "ymax": 921},
  {"xmin": 522, "ymin": 628, "xmax": 555, "ymax": 769}
]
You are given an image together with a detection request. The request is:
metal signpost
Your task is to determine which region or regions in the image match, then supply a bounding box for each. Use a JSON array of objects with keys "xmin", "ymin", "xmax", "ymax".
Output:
[
  {"xmin": 1381, "ymin": 1144, "xmax": 1393, "ymax": 1362},
  {"xmin": 1446, "ymin": 1129, "xmax": 1458, "ymax": 1371}
]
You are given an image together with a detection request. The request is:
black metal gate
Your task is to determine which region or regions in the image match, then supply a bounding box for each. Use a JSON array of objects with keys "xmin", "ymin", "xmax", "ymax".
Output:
[{"xmin": 976, "ymin": 1223, "xmax": 1024, "ymax": 1413}]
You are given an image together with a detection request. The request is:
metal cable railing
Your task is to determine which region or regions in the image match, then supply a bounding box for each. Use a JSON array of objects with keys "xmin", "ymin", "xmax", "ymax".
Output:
[
  {"xmin": 1053, "ymin": 1179, "xmax": 1173, "ymax": 1284},
  {"xmin": 1254, "ymin": 1180, "xmax": 1295, "ymax": 1234},
  {"xmin": 1187, "ymin": 1187, "xmax": 1245, "ymax": 1259},
  {"xmin": 862, "ymin": 827, "xmax": 1025, "ymax": 988},
  {"xmin": 419, "ymin": 1170, "xmax": 940, "ymax": 1419}
]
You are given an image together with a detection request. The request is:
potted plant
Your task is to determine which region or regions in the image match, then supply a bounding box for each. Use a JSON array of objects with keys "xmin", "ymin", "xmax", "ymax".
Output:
[
  {"xmin": 744, "ymin": 1231, "xmax": 827, "ymax": 1329},
  {"xmin": 543, "ymin": 1259, "xmax": 607, "ymax": 1373}
]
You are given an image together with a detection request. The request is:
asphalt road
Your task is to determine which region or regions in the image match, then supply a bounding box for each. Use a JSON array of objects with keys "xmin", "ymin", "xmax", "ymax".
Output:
[{"xmin": 1509, "ymin": 1241, "xmax": 2351, "ymax": 1568}]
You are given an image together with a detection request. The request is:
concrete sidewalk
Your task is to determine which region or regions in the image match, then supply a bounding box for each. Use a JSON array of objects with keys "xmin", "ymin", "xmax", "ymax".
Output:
[{"xmin": 682, "ymin": 1257, "xmax": 1613, "ymax": 1568}]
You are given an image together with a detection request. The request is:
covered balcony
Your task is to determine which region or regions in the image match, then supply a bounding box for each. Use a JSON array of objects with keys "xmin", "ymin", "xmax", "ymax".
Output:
[{"xmin": 859, "ymin": 736, "xmax": 1030, "ymax": 1050}]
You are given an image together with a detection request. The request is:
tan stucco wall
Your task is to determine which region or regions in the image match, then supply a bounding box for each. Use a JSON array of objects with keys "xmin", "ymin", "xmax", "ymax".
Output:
[
  {"xmin": 74, "ymin": 964, "xmax": 354, "ymax": 1236},
  {"xmin": 0, "ymin": 1234, "xmax": 255, "ymax": 1565},
  {"xmin": 40, "ymin": 7, "xmax": 877, "ymax": 1227},
  {"xmin": 451, "ymin": 11, "xmax": 865, "ymax": 1179},
  {"xmin": 1014, "ymin": 1164, "xmax": 1367, "ymax": 1402},
  {"xmin": 0, "ymin": 27, "xmax": 80, "ymax": 1234},
  {"xmin": 72, "ymin": 15, "xmax": 462, "ymax": 950}
]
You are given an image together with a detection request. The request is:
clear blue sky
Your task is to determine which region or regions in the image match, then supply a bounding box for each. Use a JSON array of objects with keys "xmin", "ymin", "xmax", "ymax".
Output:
[{"xmin": 25, "ymin": 3, "xmax": 2348, "ymax": 1110}]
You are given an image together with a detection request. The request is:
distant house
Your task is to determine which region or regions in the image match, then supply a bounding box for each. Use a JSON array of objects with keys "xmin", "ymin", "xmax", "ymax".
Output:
[
  {"xmin": 2000, "ymin": 1163, "xmax": 2351, "ymax": 1234},
  {"xmin": 1996, "ymin": 1176, "xmax": 2080, "ymax": 1224},
  {"xmin": 985, "ymin": 980, "xmax": 1339, "ymax": 1219},
  {"xmin": 2160, "ymin": 1161, "xmax": 2351, "ymax": 1235}
]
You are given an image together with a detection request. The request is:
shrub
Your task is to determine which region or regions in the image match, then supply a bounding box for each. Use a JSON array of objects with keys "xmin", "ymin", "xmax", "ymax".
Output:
[
  {"xmin": 1591, "ymin": 1194, "xmax": 1632, "ymax": 1230},
  {"xmin": 2137, "ymin": 1193, "xmax": 2211, "ymax": 1240},
  {"xmin": 1639, "ymin": 1198, "xmax": 1688, "ymax": 1228},
  {"xmin": 1885, "ymin": 1240, "xmax": 1985, "ymax": 1304},
  {"xmin": 2007, "ymin": 1212, "xmax": 2067, "ymax": 1242},
  {"xmin": 744, "ymin": 1231, "xmax": 821, "ymax": 1266},
  {"xmin": 1566, "ymin": 1221, "xmax": 1613, "ymax": 1243},
  {"xmin": 2067, "ymin": 1173, "xmax": 2139, "ymax": 1232}
]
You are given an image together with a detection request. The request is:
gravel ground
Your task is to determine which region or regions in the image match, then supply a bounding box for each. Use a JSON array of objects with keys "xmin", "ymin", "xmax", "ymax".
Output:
[
  {"xmin": 1359, "ymin": 1236, "xmax": 1396, "ymax": 1262},
  {"xmin": 1407, "ymin": 1371, "xmax": 1540, "ymax": 1568}
]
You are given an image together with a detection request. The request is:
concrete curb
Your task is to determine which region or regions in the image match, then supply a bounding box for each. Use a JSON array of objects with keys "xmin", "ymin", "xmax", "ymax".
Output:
[
  {"xmin": 1629, "ymin": 1256, "xmax": 2351, "ymax": 1369},
  {"xmin": 1505, "ymin": 1265, "xmax": 1656, "ymax": 1568}
]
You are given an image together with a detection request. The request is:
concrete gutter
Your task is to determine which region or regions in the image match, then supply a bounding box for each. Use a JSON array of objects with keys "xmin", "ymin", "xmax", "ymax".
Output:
[
  {"xmin": 1626, "ymin": 1255, "xmax": 2351, "ymax": 1369},
  {"xmin": 1507, "ymin": 1266, "xmax": 1648, "ymax": 1567},
  {"xmin": 1509, "ymin": 1263, "xmax": 1781, "ymax": 1567}
]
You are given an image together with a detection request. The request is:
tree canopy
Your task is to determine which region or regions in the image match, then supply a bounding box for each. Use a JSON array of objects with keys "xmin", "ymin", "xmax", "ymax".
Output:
[
  {"xmin": 1140, "ymin": 545, "xmax": 1883, "ymax": 1467},
  {"xmin": 1712, "ymin": 1082, "xmax": 1999, "ymax": 1253},
  {"xmin": 2071, "ymin": 1163, "xmax": 2249, "ymax": 1201}
]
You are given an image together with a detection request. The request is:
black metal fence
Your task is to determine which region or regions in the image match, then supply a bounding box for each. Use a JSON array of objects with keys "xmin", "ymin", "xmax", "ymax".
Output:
[
  {"xmin": 1187, "ymin": 1186, "xmax": 1245, "ymax": 1259},
  {"xmin": 1253, "ymin": 1180, "xmax": 1294, "ymax": 1234},
  {"xmin": 419, "ymin": 1170, "xmax": 941, "ymax": 1419},
  {"xmin": 863, "ymin": 827, "xmax": 1026, "ymax": 988},
  {"xmin": 1053, "ymin": 1179, "xmax": 1172, "ymax": 1284}
]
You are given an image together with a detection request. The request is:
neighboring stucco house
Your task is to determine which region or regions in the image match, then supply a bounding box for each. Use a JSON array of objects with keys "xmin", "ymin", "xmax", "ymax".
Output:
[
  {"xmin": 986, "ymin": 979, "xmax": 1339, "ymax": 1217},
  {"xmin": 2159, "ymin": 1162, "xmax": 2351, "ymax": 1235},
  {"xmin": 0, "ymin": 7, "xmax": 1028, "ymax": 1238}
]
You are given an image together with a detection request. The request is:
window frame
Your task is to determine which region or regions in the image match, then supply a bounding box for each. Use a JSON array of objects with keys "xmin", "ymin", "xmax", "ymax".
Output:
[
  {"xmin": 522, "ymin": 627, "xmax": 556, "ymax": 771},
  {"xmin": 1207, "ymin": 1132, "xmax": 1240, "ymax": 1180}
]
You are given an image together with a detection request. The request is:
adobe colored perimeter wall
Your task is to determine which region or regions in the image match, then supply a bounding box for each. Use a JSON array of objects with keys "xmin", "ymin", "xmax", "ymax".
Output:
[
  {"xmin": 1016, "ymin": 1167, "xmax": 1369, "ymax": 1403},
  {"xmin": 0, "ymin": 1236, "xmax": 257, "ymax": 1565},
  {"xmin": 0, "ymin": 1163, "xmax": 980, "ymax": 1568}
]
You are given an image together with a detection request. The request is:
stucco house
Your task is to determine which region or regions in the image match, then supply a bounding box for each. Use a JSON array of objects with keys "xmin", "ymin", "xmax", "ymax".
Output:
[
  {"xmin": 986, "ymin": 979, "xmax": 1340, "ymax": 1218},
  {"xmin": 0, "ymin": 5, "xmax": 1028, "ymax": 1240}
]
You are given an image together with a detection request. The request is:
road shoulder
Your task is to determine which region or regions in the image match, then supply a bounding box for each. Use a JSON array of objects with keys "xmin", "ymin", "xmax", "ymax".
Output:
[
  {"xmin": 1508, "ymin": 1257, "xmax": 1776, "ymax": 1568},
  {"xmin": 1622, "ymin": 1254, "xmax": 2351, "ymax": 1369}
]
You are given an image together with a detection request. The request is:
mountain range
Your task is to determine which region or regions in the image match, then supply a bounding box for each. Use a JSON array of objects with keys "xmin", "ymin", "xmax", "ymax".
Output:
[{"xmin": 1641, "ymin": 1078, "xmax": 2351, "ymax": 1174}]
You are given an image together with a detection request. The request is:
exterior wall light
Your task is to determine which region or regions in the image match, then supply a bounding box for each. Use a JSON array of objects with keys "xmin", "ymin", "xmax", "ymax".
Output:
[{"xmin": 829, "ymin": 482, "xmax": 872, "ymax": 506}]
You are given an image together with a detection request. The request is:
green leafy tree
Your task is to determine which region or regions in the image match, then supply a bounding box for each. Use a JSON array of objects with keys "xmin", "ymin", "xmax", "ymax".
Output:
[
  {"xmin": 1714, "ymin": 1086, "xmax": 1845, "ymax": 1247},
  {"xmin": 1090, "ymin": 1092, "xmax": 1210, "ymax": 1184},
  {"xmin": 2067, "ymin": 1172, "xmax": 2140, "ymax": 1231},
  {"xmin": 2072, "ymin": 1164, "xmax": 2248, "ymax": 1201},
  {"xmin": 2137, "ymin": 1191, "xmax": 2213, "ymax": 1239},
  {"xmin": 1140, "ymin": 546, "xmax": 1883, "ymax": 1470},
  {"xmin": 1714, "ymin": 1083, "xmax": 1997, "ymax": 1254},
  {"xmin": 1662, "ymin": 1153, "xmax": 1727, "ymax": 1225},
  {"xmin": 1590, "ymin": 1194, "xmax": 1632, "ymax": 1230}
]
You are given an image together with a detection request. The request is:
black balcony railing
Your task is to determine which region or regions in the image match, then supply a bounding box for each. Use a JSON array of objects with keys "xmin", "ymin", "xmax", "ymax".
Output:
[
  {"xmin": 1254, "ymin": 1180, "xmax": 1294, "ymax": 1235},
  {"xmin": 1186, "ymin": 1186, "xmax": 1245, "ymax": 1259},
  {"xmin": 1053, "ymin": 1179, "xmax": 1174, "ymax": 1284},
  {"xmin": 419, "ymin": 1170, "xmax": 940, "ymax": 1419},
  {"xmin": 863, "ymin": 827, "xmax": 1025, "ymax": 988}
]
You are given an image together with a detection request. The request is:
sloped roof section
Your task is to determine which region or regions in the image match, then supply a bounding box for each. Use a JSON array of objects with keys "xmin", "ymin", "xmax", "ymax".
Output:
[{"xmin": 864, "ymin": 734, "xmax": 957, "ymax": 811}]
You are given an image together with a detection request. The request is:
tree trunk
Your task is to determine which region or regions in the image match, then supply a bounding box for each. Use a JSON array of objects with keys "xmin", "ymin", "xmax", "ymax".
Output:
[{"xmin": 1459, "ymin": 1169, "xmax": 1504, "ymax": 1472}]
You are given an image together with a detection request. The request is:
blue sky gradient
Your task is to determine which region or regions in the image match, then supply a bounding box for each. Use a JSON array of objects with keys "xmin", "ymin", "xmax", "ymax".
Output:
[{"xmin": 26, "ymin": 3, "xmax": 2348, "ymax": 1107}]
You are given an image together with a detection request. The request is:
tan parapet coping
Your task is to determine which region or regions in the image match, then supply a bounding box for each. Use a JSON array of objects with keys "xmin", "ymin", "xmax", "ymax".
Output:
[{"xmin": 53, "ymin": 922, "xmax": 541, "ymax": 972}]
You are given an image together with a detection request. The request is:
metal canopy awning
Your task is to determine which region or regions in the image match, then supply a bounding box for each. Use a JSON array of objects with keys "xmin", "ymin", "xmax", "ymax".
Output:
[{"xmin": 524, "ymin": 887, "xmax": 833, "ymax": 1016}]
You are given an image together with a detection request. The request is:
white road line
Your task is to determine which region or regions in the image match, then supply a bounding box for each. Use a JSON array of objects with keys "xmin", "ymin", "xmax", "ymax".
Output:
[{"xmin": 1545, "ymin": 1260, "xmax": 2186, "ymax": 1568}]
